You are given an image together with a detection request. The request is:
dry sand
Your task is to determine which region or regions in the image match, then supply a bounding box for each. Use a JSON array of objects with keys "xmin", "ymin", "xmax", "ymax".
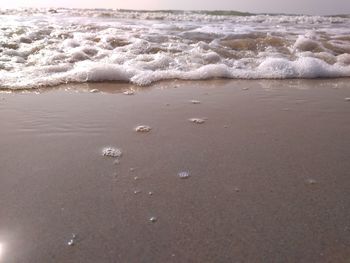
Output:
[{"xmin": 0, "ymin": 79, "xmax": 350, "ymax": 262}]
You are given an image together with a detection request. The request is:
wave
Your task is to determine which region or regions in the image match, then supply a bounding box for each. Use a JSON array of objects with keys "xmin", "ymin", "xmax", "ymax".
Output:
[
  {"xmin": 0, "ymin": 9, "xmax": 350, "ymax": 89},
  {"xmin": 0, "ymin": 8, "xmax": 349, "ymax": 23},
  {"xmin": 1, "ymin": 57, "xmax": 350, "ymax": 89}
]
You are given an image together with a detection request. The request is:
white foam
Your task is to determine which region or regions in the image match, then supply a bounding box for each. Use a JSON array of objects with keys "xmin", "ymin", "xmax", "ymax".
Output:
[
  {"xmin": 135, "ymin": 125, "xmax": 152, "ymax": 132},
  {"xmin": 63, "ymin": 39, "xmax": 80, "ymax": 48},
  {"xmin": 189, "ymin": 118, "xmax": 205, "ymax": 124},
  {"xmin": 178, "ymin": 171, "xmax": 190, "ymax": 179},
  {"xmin": 123, "ymin": 90, "xmax": 135, "ymax": 95},
  {"xmin": 76, "ymin": 62, "xmax": 135, "ymax": 82},
  {"xmin": 149, "ymin": 216, "xmax": 157, "ymax": 223},
  {"xmin": 0, "ymin": 9, "xmax": 350, "ymax": 89},
  {"xmin": 306, "ymin": 178, "xmax": 317, "ymax": 185},
  {"xmin": 255, "ymin": 57, "xmax": 350, "ymax": 79},
  {"xmin": 102, "ymin": 147, "xmax": 122, "ymax": 158},
  {"xmin": 67, "ymin": 233, "xmax": 77, "ymax": 246},
  {"xmin": 337, "ymin": 54, "xmax": 350, "ymax": 65}
]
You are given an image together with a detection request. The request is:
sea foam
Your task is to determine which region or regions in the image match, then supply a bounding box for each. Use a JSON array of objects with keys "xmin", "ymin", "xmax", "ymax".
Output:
[
  {"xmin": 102, "ymin": 147, "xmax": 122, "ymax": 158},
  {"xmin": 0, "ymin": 8, "xmax": 350, "ymax": 89}
]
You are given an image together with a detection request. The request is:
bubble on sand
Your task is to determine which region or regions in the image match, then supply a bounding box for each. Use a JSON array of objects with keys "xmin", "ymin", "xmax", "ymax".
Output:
[
  {"xmin": 306, "ymin": 178, "xmax": 317, "ymax": 185},
  {"xmin": 67, "ymin": 240, "xmax": 74, "ymax": 246},
  {"xmin": 134, "ymin": 176, "xmax": 139, "ymax": 180},
  {"xmin": 135, "ymin": 125, "xmax": 152, "ymax": 132},
  {"xmin": 189, "ymin": 118, "xmax": 205, "ymax": 124},
  {"xmin": 123, "ymin": 90, "xmax": 135, "ymax": 95},
  {"xmin": 178, "ymin": 171, "xmax": 190, "ymax": 179},
  {"xmin": 67, "ymin": 234, "xmax": 77, "ymax": 246},
  {"xmin": 148, "ymin": 191, "xmax": 153, "ymax": 195},
  {"xmin": 134, "ymin": 190, "xmax": 141, "ymax": 194},
  {"xmin": 234, "ymin": 187, "xmax": 240, "ymax": 192},
  {"xmin": 89, "ymin": 89, "xmax": 99, "ymax": 93},
  {"xmin": 102, "ymin": 147, "xmax": 122, "ymax": 158},
  {"xmin": 345, "ymin": 97, "xmax": 350, "ymax": 101},
  {"xmin": 190, "ymin": 100, "xmax": 201, "ymax": 104},
  {"xmin": 149, "ymin": 216, "xmax": 157, "ymax": 223}
]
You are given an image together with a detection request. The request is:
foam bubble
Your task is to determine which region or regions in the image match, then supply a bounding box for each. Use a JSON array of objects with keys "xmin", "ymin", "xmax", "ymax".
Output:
[
  {"xmin": 135, "ymin": 125, "xmax": 152, "ymax": 132},
  {"xmin": 189, "ymin": 118, "xmax": 205, "ymax": 124},
  {"xmin": 67, "ymin": 240, "xmax": 74, "ymax": 246},
  {"xmin": 67, "ymin": 233, "xmax": 77, "ymax": 246},
  {"xmin": 178, "ymin": 171, "xmax": 190, "ymax": 179},
  {"xmin": 123, "ymin": 90, "xmax": 135, "ymax": 95},
  {"xmin": 149, "ymin": 216, "xmax": 157, "ymax": 223},
  {"xmin": 306, "ymin": 178, "xmax": 317, "ymax": 185},
  {"xmin": 102, "ymin": 147, "xmax": 122, "ymax": 158}
]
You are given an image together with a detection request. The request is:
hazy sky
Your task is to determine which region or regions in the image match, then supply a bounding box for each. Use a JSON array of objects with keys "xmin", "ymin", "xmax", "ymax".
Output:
[{"xmin": 2, "ymin": 0, "xmax": 350, "ymax": 15}]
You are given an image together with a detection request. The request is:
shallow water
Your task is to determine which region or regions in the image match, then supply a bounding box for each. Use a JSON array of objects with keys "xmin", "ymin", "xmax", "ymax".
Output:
[{"xmin": 0, "ymin": 8, "xmax": 350, "ymax": 89}]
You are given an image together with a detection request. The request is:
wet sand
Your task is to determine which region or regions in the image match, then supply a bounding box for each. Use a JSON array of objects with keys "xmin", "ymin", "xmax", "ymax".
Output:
[{"xmin": 0, "ymin": 79, "xmax": 350, "ymax": 262}]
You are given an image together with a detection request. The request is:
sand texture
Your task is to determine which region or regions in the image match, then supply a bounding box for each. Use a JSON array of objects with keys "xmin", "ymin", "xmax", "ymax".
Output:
[{"xmin": 0, "ymin": 79, "xmax": 350, "ymax": 262}]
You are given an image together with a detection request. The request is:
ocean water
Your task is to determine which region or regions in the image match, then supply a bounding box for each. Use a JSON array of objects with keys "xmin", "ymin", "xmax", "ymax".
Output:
[{"xmin": 0, "ymin": 8, "xmax": 350, "ymax": 89}]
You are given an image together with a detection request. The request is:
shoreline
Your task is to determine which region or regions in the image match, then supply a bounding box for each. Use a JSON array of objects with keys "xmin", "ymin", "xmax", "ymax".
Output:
[
  {"xmin": 2, "ymin": 77, "xmax": 350, "ymax": 93},
  {"xmin": 0, "ymin": 79, "xmax": 350, "ymax": 262}
]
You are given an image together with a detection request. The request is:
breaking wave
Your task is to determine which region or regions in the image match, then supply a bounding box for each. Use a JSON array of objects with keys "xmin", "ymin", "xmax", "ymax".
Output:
[{"xmin": 0, "ymin": 8, "xmax": 350, "ymax": 89}]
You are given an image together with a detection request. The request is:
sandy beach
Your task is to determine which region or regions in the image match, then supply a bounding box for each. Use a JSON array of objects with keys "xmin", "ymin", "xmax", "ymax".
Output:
[{"xmin": 0, "ymin": 79, "xmax": 350, "ymax": 262}]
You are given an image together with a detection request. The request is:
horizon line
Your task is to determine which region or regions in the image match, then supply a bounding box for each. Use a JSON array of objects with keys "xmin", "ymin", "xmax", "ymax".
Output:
[{"xmin": 1, "ymin": 6, "xmax": 349, "ymax": 17}]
